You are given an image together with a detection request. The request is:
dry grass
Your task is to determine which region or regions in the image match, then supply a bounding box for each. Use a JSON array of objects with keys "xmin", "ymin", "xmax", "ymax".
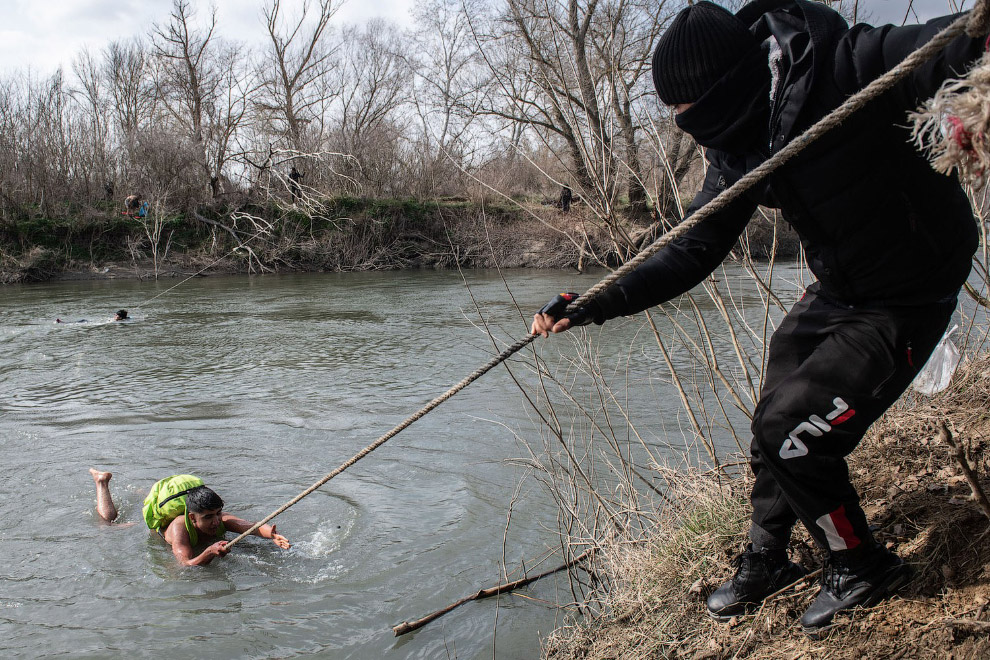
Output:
[
  {"xmin": 542, "ymin": 466, "xmax": 754, "ymax": 659},
  {"xmin": 544, "ymin": 355, "xmax": 990, "ymax": 660}
]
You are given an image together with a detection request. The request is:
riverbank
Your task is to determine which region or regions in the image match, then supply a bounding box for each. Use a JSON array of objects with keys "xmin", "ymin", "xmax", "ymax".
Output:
[
  {"xmin": 0, "ymin": 197, "xmax": 799, "ymax": 283},
  {"xmin": 544, "ymin": 354, "xmax": 990, "ymax": 659}
]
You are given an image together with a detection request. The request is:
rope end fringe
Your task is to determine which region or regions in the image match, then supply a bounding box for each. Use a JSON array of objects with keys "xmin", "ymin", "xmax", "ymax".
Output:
[{"xmin": 910, "ymin": 49, "xmax": 990, "ymax": 188}]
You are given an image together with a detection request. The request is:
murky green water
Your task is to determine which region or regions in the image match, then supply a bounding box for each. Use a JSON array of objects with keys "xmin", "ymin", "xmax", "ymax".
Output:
[{"xmin": 0, "ymin": 266, "xmax": 803, "ymax": 658}]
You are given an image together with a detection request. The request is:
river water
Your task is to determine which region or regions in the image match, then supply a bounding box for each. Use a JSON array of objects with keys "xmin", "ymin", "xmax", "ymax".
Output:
[{"xmin": 0, "ymin": 266, "xmax": 807, "ymax": 659}]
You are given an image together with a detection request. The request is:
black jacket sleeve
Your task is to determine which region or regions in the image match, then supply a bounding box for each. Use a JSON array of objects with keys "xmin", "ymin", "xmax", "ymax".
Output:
[
  {"xmin": 833, "ymin": 12, "xmax": 984, "ymax": 106},
  {"xmin": 592, "ymin": 154, "xmax": 756, "ymax": 321}
]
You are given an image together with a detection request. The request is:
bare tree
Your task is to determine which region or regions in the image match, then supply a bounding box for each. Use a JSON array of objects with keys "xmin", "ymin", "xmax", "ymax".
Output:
[
  {"xmin": 407, "ymin": 0, "xmax": 485, "ymax": 193},
  {"xmin": 0, "ymin": 0, "xmax": 688, "ymax": 219},
  {"xmin": 256, "ymin": 0, "xmax": 338, "ymax": 151},
  {"xmin": 104, "ymin": 39, "xmax": 154, "ymax": 161},
  {"xmin": 488, "ymin": 0, "xmax": 607, "ymax": 195},
  {"xmin": 71, "ymin": 49, "xmax": 114, "ymax": 201},
  {"xmin": 150, "ymin": 0, "xmax": 228, "ymax": 200},
  {"xmin": 6, "ymin": 71, "xmax": 79, "ymax": 215},
  {"xmin": 592, "ymin": 0, "xmax": 667, "ymax": 214},
  {"xmin": 465, "ymin": 0, "xmax": 674, "ymax": 249},
  {"xmin": 204, "ymin": 42, "xmax": 256, "ymax": 198},
  {"xmin": 334, "ymin": 19, "xmax": 410, "ymax": 195}
]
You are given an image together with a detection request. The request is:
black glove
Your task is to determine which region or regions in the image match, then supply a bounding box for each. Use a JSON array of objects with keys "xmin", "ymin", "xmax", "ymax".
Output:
[{"xmin": 537, "ymin": 292, "xmax": 600, "ymax": 327}]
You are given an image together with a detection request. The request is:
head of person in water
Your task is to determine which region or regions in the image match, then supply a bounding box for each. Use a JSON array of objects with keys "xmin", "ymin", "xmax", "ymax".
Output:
[
  {"xmin": 185, "ymin": 486, "xmax": 225, "ymax": 537},
  {"xmin": 113, "ymin": 310, "xmax": 128, "ymax": 321}
]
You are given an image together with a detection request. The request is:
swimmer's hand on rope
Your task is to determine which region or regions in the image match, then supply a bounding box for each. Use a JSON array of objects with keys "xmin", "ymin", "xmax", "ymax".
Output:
[
  {"xmin": 530, "ymin": 292, "xmax": 604, "ymax": 337},
  {"xmin": 168, "ymin": 516, "xmax": 290, "ymax": 566}
]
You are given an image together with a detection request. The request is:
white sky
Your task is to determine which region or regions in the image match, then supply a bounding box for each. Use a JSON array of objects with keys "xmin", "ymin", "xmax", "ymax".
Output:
[
  {"xmin": 0, "ymin": 0, "xmax": 416, "ymax": 76},
  {"xmin": 0, "ymin": 0, "xmax": 972, "ymax": 77}
]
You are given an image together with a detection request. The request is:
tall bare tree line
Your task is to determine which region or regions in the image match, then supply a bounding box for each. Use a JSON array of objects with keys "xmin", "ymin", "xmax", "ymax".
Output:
[{"xmin": 0, "ymin": 0, "xmax": 691, "ymax": 228}]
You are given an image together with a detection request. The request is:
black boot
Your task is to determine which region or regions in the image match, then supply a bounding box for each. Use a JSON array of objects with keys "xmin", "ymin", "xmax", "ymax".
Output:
[
  {"xmin": 707, "ymin": 544, "xmax": 807, "ymax": 621},
  {"xmin": 801, "ymin": 545, "xmax": 912, "ymax": 637}
]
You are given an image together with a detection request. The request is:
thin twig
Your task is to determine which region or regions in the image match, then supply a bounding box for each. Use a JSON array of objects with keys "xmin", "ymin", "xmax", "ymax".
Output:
[{"xmin": 937, "ymin": 422, "xmax": 990, "ymax": 521}]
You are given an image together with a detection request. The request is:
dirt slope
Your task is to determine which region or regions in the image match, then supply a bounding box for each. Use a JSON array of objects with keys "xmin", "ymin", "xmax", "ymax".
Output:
[{"xmin": 544, "ymin": 356, "xmax": 990, "ymax": 660}]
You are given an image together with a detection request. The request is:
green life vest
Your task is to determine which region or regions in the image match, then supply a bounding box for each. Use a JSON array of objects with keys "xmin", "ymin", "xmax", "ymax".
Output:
[{"xmin": 142, "ymin": 474, "xmax": 226, "ymax": 546}]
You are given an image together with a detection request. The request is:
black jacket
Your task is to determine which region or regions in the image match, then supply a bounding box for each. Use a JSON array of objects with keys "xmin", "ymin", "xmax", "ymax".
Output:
[{"xmin": 595, "ymin": 0, "xmax": 981, "ymax": 320}]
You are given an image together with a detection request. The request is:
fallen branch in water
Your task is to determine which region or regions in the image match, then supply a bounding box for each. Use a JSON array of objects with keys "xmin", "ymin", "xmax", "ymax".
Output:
[
  {"xmin": 392, "ymin": 548, "xmax": 595, "ymax": 636},
  {"xmin": 938, "ymin": 422, "xmax": 990, "ymax": 521}
]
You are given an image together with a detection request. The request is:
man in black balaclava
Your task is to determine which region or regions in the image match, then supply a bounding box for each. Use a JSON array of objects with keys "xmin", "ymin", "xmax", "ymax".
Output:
[{"xmin": 532, "ymin": 0, "xmax": 984, "ymax": 635}]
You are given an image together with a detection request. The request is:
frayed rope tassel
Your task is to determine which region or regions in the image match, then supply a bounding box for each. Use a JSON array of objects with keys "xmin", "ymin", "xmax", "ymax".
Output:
[{"xmin": 910, "ymin": 47, "xmax": 990, "ymax": 188}]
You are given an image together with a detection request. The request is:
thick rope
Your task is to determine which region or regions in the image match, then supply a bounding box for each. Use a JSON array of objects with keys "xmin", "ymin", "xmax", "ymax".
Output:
[
  {"xmin": 910, "ymin": 5, "xmax": 990, "ymax": 186},
  {"xmin": 226, "ymin": 332, "xmax": 538, "ymax": 546},
  {"xmin": 967, "ymin": 0, "xmax": 990, "ymax": 38},
  {"xmin": 226, "ymin": 7, "xmax": 986, "ymax": 549}
]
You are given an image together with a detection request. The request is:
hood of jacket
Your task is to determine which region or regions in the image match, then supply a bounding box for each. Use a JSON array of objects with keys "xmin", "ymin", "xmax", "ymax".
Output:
[{"xmin": 739, "ymin": 0, "xmax": 849, "ymax": 150}]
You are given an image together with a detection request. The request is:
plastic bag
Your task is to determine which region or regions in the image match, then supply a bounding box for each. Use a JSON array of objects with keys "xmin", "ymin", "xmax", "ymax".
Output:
[{"xmin": 911, "ymin": 325, "xmax": 961, "ymax": 396}]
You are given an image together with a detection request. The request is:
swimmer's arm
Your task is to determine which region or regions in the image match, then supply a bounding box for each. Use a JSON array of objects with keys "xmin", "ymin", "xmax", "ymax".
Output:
[
  {"xmin": 165, "ymin": 519, "xmax": 228, "ymax": 566},
  {"xmin": 222, "ymin": 514, "xmax": 291, "ymax": 549}
]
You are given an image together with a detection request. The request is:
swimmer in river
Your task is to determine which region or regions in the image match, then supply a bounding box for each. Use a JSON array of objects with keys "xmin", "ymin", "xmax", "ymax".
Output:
[
  {"xmin": 89, "ymin": 469, "xmax": 290, "ymax": 567},
  {"xmin": 56, "ymin": 310, "xmax": 128, "ymax": 324}
]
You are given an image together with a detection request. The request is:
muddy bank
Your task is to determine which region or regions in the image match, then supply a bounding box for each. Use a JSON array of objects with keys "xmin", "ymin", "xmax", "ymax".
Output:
[
  {"xmin": 544, "ymin": 355, "xmax": 990, "ymax": 659},
  {"xmin": 0, "ymin": 198, "xmax": 799, "ymax": 284}
]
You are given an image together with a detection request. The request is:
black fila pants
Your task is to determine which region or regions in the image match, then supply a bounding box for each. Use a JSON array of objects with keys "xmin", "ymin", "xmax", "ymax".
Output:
[{"xmin": 749, "ymin": 284, "xmax": 957, "ymax": 552}]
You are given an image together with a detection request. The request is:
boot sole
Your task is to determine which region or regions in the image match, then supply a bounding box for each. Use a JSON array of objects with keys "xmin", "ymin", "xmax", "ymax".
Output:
[{"xmin": 801, "ymin": 563, "xmax": 913, "ymax": 638}]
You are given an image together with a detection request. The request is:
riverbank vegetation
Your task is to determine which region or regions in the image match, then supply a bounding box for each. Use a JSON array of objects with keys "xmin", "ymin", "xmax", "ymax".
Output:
[
  {"xmin": 0, "ymin": 194, "xmax": 798, "ymax": 283},
  {"xmin": 0, "ymin": 198, "xmax": 607, "ymax": 282},
  {"xmin": 0, "ymin": 0, "xmax": 802, "ymax": 284}
]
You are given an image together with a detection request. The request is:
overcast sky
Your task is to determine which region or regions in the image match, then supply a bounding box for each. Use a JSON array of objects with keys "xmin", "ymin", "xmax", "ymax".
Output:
[
  {"xmin": 0, "ymin": 0, "xmax": 970, "ymax": 77},
  {"xmin": 0, "ymin": 0, "xmax": 416, "ymax": 76}
]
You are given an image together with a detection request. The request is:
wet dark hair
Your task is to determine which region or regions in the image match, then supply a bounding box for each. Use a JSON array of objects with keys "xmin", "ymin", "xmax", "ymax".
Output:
[
  {"xmin": 115, "ymin": 310, "xmax": 128, "ymax": 319},
  {"xmin": 185, "ymin": 486, "xmax": 224, "ymax": 513}
]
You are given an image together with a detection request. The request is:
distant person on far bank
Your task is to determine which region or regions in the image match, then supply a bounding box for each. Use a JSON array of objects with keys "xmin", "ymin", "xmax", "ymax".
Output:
[
  {"xmin": 124, "ymin": 194, "xmax": 141, "ymax": 215},
  {"xmin": 560, "ymin": 186, "xmax": 572, "ymax": 213},
  {"xmin": 123, "ymin": 195, "xmax": 149, "ymax": 218},
  {"xmin": 289, "ymin": 167, "xmax": 304, "ymax": 202}
]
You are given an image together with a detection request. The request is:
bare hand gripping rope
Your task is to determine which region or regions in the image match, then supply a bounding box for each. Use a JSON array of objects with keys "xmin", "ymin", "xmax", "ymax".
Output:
[{"xmin": 225, "ymin": 6, "xmax": 990, "ymax": 550}]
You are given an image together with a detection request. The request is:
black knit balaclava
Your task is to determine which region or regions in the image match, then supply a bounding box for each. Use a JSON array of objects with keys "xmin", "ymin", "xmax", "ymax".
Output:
[{"xmin": 652, "ymin": 1, "xmax": 760, "ymax": 105}]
